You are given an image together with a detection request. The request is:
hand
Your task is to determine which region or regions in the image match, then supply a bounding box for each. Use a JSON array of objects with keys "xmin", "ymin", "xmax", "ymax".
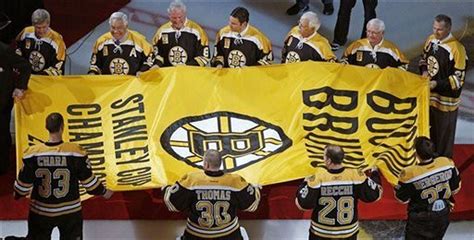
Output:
[
  {"xmin": 363, "ymin": 165, "xmax": 378, "ymax": 176},
  {"xmin": 12, "ymin": 88, "xmax": 25, "ymax": 100},
  {"xmin": 430, "ymin": 80, "xmax": 437, "ymax": 90},
  {"xmin": 102, "ymin": 189, "xmax": 114, "ymax": 199},
  {"xmin": 419, "ymin": 58, "xmax": 427, "ymax": 66},
  {"xmin": 216, "ymin": 64, "xmax": 223, "ymax": 69},
  {"xmin": 422, "ymin": 71, "xmax": 429, "ymax": 78}
]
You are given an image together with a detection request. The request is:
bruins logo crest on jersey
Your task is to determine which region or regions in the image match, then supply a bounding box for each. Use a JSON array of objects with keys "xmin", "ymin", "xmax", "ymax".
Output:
[
  {"xmin": 169, "ymin": 46, "xmax": 188, "ymax": 65},
  {"xmin": 427, "ymin": 55, "xmax": 439, "ymax": 77},
  {"xmin": 285, "ymin": 51, "xmax": 301, "ymax": 63},
  {"xmin": 161, "ymin": 111, "xmax": 292, "ymax": 171},
  {"xmin": 109, "ymin": 58, "xmax": 130, "ymax": 75},
  {"xmin": 228, "ymin": 50, "xmax": 246, "ymax": 68},
  {"xmin": 29, "ymin": 51, "xmax": 46, "ymax": 72}
]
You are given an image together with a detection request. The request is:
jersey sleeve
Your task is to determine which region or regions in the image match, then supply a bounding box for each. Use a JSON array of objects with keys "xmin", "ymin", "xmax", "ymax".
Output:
[
  {"xmin": 164, "ymin": 175, "xmax": 193, "ymax": 212},
  {"xmin": 394, "ymin": 169, "xmax": 412, "ymax": 204},
  {"xmin": 295, "ymin": 176, "xmax": 320, "ymax": 210},
  {"xmin": 43, "ymin": 35, "xmax": 66, "ymax": 76},
  {"xmin": 191, "ymin": 26, "xmax": 210, "ymax": 67},
  {"xmin": 450, "ymin": 165, "xmax": 462, "ymax": 195},
  {"xmin": 446, "ymin": 44, "xmax": 467, "ymax": 92},
  {"xmin": 211, "ymin": 32, "xmax": 225, "ymax": 67},
  {"xmin": 14, "ymin": 156, "xmax": 35, "ymax": 197},
  {"xmin": 341, "ymin": 42, "xmax": 357, "ymax": 65},
  {"xmin": 77, "ymin": 155, "xmax": 106, "ymax": 196},
  {"xmin": 356, "ymin": 170, "xmax": 382, "ymax": 203},
  {"xmin": 234, "ymin": 178, "xmax": 260, "ymax": 212},
  {"xmin": 88, "ymin": 40, "xmax": 103, "ymax": 74},
  {"xmin": 281, "ymin": 33, "xmax": 292, "ymax": 63},
  {"xmin": 257, "ymin": 36, "xmax": 273, "ymax": 66}
]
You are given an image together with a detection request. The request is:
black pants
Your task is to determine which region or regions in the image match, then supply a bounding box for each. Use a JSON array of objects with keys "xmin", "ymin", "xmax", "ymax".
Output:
[
  {"xmin": 333, "ymin": 0, "xmax": 378, "ymax": 45},
  {"xmin": 405, "ymin": 209, "xmax": 450, "ymax": 240},
  {"xmin": 429, "ymin": 107, "xmax": 458, "ymax": 158},
  {"xmin": 0, "ymin": 90, "xmax": 13, "ymax": 174},
  {"xmin": 27, "ymin": 211, "xmax": 83, "ymax": 240},
  {"xmin": 296, "ymin": 0, "xmax": 333, "ymax": 8}
]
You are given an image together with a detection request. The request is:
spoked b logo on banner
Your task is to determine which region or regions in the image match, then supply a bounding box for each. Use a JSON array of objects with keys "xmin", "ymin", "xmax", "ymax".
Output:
[{"xmin": 161, "ymin": 112, "xmax": 292, "ymax": 171}]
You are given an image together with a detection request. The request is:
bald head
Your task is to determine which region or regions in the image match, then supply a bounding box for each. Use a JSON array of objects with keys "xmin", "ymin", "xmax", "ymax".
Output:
[
  {"xmin": 204, "ymin": 150, "xmax": 222, "ymax": 170},
  {"xmin": 324, "ymin": 145, "xmax": 344, "ymax": 165}
]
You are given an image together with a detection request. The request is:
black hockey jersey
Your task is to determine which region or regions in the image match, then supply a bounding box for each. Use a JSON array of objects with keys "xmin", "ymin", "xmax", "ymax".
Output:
[
  {"xmin": 164, "ymin": 170, "xmax": 260, "ymax": 239},
  {"xmin": 89, "ymin": 30, "xmax": 155, "ymax": 75},
  {"xmin": 296, "ymin": 168, "xmax": 381, "ymax": 239},
  {"xmin": 342, "ymin": 38, "xmax": 408, "ymax": 70},
  {"xmin": 153, "ymin": 19, "xmax": 209, "ymax": 67},
  {"xmin": 15, "ymin": 26, "xmax": 66, "ymax": 75},
  {"xmin": 14, "ymin": 141, "xmax": 106, "ymax": 217},
  {"xmin": 282, "ymin": 26, "xmax": 336, "ymax": 63},
  {"xmin": 395, "ymin": 157, "xmax": 461, "ymax": 213},
  {"xmin": 421, "ymin": 34, "xmax": 467, "ymax": 112},
  {"xmin": 212, "ymin": 24, "xmax": 272, "ymax": 68}
]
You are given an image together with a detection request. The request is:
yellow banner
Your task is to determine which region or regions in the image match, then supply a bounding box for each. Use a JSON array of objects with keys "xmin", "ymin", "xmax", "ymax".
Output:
[{"xmin": 15, "ymin": 62, "xmax": 429, "ymax": 190}]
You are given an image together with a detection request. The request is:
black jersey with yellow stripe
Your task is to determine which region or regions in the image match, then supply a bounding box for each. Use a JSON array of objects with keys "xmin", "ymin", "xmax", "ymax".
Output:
[
  {"xmin": 296, "ymin": 167, "xmax": 381, "ymax": 239},
  {"xmin": 212, "ymin": 24, "xmax": 273, "ymax": 68},
  {"xmin": 282, "ymin": 26, "xmax": 336, "ymax": 63},
  {"xmin": 421, "ymin": 34, "xmax": 467, "ymax": 112},
  {"xmin": 153, "ymin": 19, "xmax": 209, "ymax": 67},
  {"xmin": 164, "ymin": 170, "xmax": 260, "ymax": 239},
  {"xmin": 14, "ymin": 141, "xmax": 105, "ymax": 217},
  {"xmin": 15, "ymin": 26, "xmax": 66, "ymax": 75},
  {"xmin": 342, "ymin": 38, "xmax": 408, "ymax": 70},
  {"xmin": 89, "ymin": 30, "xmax": 155, "ymax": 75},
  {"xmin": 395, "ymin": 157, "xmax": 461, "ymax": 213}
]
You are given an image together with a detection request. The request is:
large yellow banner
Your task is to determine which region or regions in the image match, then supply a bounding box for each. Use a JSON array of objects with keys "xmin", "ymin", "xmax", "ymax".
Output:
[{"xmin": 15, "ymin": 62, "xmax": 429, "ymax": 190}]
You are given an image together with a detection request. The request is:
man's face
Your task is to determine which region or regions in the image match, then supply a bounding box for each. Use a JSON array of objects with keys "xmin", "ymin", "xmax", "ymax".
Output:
[
  {"xmin": 169, "ymin": 9, "xmax": 186, "ymax": 30},
  {"xmin": 34, "ymin": 21, "xmax": 50, "ymax": 38},
  {"xmin": 433, "ymin": 20, "xmax": 450, "ymax": 40},
  {"xmin": 299, "ymin": 19, "xmax": 315, "ymax": 38},
  {"xmin": 366, "ymin": 25, "xmax": 384, "ymax": 46},
  {"xmin": 229, "ymin": 16, "xmax": 245, "ymax": 33},
  {"xmin": 110, "ymin": 20, "xmax": 127, "ymax": 40}
]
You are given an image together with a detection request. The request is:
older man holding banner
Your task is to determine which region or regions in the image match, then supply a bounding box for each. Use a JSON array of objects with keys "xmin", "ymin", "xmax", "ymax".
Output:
[{"xmin": 14, "ymin": 62, "xmax": 429, "ymax": 192}]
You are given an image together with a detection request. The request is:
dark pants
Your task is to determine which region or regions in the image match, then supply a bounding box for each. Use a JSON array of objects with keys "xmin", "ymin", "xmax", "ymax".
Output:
[
  {"xmin": 333, "ymin": 0, "xmax": 378, "ymax": 45},
  {"xmin": 405, "ymin": 209, "xmax": 450, "ymax": 240},
  {"xmin": 0, "ymin": 89, "xmax": 13, "ymax": 175},
  {"xmin": 429, "ymin": 107, "xmax": 458, "ymax": 158},
  {"xmin": 27, "ymin": 211, "xmax": 83, "ymax": 240},
  {"xmin": 296, "ymin": 0, "xmax": 333, "ymax": 8}
]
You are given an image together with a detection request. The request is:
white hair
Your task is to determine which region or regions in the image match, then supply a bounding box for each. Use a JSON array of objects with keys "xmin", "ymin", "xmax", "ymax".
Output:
[
  {"xmin": 367, "ymin": 18, "xmax": 385, "ymax": 32},
  {"xmin": 109, "ymin": 12, "xmax": 128, "ymax": 26},
  {"xmin": 31, "ymin": 9, "xmax": 50, "ymax": 25},
  {"xmin": 168, "ymin": 0, "xmax": 187, "ymax": 14},
  {"xmin": 300, "ymin": 11, "xmax": 320, "ymax": 31}
]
